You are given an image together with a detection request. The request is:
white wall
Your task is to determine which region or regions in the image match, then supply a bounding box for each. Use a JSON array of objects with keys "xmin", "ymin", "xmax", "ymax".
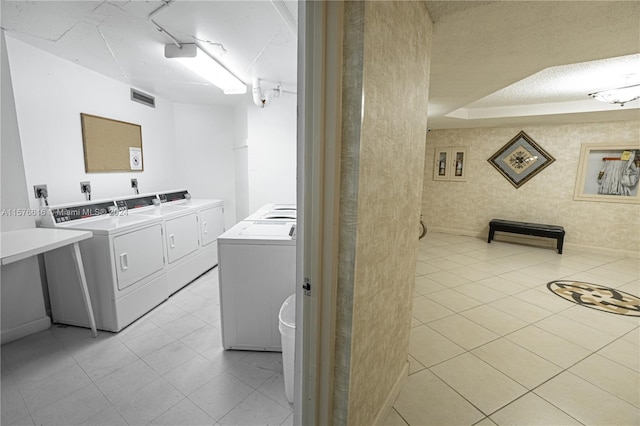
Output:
[
  {"xmin": 1, "ymin": 30, "xmax": 50, "ymax": 343},
  {"xmin": 234, "ymin": 103, "xmax": 250, "ymax": 221},
  {"xmin": 7, "ymin": 35, "xmax": 297, "ymax": 223},
  {"xmin": 173, "ymin": 103, "xmax": 238, "ymax": 229},
  {"xmin": 6, "ymin": 36, "xmax": 179, "ymax": 210},
  {"xmin": 1, "ymin": 33, "xmax": 34, "ymax": 232},
  {"xmin": 172, "ymin": 94, "xmax": 297, "ymax": 225},
  {"xmin": 247, "ymin": 92, "xmax": 297, "ymax": 212}
]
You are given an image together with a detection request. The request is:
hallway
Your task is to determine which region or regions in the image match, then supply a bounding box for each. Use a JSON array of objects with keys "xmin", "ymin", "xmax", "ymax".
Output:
[{"xmin": 387, "ymin": 232, "xmax": 639, "ymax": 425}]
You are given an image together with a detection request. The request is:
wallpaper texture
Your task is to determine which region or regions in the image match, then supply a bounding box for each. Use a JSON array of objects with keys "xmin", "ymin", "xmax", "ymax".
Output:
[
  {"xmin": 334, "ymin": 1, "xmax": 432, "ymax": 424},
  {"xmin": 422, "ymin": 121, "xmax": 640, "ymax": 253}
]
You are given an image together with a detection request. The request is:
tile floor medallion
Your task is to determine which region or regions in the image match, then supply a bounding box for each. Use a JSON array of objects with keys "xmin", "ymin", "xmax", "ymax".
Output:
[{"xmin": 547, "ymin": 280, "xmax": 640, "ymax": 317}]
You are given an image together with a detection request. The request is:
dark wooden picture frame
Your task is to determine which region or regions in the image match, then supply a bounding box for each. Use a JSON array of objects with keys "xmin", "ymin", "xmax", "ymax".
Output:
[{"xmin": 488, "ymin": 131, "xmax": 555, "ymax": 188}]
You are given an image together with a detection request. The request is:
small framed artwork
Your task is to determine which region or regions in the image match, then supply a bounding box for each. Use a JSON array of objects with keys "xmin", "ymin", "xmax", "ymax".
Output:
[
  {"xmin": 574, "ymin": 143, "xmax": 640, "ymax": 204},
  {"xmin": 488, "ymin": 131, "xmax": 555, "ymax": 188}
]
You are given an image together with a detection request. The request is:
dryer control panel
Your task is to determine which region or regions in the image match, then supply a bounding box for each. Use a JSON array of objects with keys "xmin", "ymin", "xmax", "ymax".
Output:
[
  {"xmin": 120, "ymin": 195, "xmax": 157, "ymax": 210},
  {"xmin": 159, "ymin": 190, "xmax": 189, "ymax": 203},
  {"xmin": 50, "ymin": 201, "xmax": 115, "ymax": 223}
]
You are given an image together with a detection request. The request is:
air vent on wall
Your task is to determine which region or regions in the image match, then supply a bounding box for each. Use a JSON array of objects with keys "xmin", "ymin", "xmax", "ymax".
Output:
[{"xmin": 130, "ymin": 88, "xmax": 155, "ymax": 108}]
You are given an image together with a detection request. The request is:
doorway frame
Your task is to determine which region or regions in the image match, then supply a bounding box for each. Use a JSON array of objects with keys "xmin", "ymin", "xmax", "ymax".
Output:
[{"xmin": 296, "ymin": 1, "xmax": 345, "ymax": 424}]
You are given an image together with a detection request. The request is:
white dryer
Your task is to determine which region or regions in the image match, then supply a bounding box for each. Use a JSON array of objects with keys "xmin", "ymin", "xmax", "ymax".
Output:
[
  {"xmin": 41, "ymin": 201, "xmax": 167, "ymax": 331},
  {"xmin": 125, "ymin": 195, "xmax": 204, "ymax": 295},
  {"xmin": 217, "ymin": 220, "xmax": 296, "ymax": 351},
  {"xmin": 154, "ymin": 191, "xmax": 226, "ymax": 294}
]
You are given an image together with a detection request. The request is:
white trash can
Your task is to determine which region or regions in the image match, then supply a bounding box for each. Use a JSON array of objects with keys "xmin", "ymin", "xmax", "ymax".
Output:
[{"xmin": 278, "ymin": 293, "xmax": 296, "ymax": 404}]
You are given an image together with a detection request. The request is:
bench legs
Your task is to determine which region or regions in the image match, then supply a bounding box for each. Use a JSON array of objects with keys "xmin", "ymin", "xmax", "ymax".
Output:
[
  {"xmin": 487, "ymin": 227, "xmax": 495, "ymax": 244},
  {"xmin": 557, "ymin": 235, "xmax": 564, "ymax": 254},
  {"xmin": 487, "ymin": 224, "xmax": 564, "ymax": 254}
]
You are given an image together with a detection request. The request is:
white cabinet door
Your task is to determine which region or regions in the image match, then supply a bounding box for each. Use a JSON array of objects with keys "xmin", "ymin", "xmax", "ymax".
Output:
[
  {"xmin": 113, "ymin": 224, "xmax": 164, "ymax": 290},
  {"xmin": 200, "ymin": 206, "xmax": 225, "ymax": 247},
  {"xmin": 433, "ymin": 148, "xmax": 450, "ymax": 180},
  {"xmin": 433, "ymin": 147, "xmax": 467, "ymax": 181},
  {"xmin": 450, "ymin": 148, "xmax": 467, "ymax": 181},
  {"xmin": 165, "ymin": 213, "xmax": 199, "ymax": 264}
]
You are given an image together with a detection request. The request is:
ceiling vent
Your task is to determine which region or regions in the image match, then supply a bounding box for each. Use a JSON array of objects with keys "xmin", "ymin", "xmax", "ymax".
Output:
[{"xmin": 130, "ymin": 88, "xmax": 155, "ymax": 108}]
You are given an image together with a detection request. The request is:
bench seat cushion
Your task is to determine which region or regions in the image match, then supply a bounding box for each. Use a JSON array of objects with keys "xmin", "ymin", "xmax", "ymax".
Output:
[{"xmin": 490, "ymin": 219, "xmax": 564, "ymax": 233}]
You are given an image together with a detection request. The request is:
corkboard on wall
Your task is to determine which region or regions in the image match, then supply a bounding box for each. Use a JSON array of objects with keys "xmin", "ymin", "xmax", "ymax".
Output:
[{"xmin": 80, "ymin": 113, "xmax": 143, "ymax": 172}]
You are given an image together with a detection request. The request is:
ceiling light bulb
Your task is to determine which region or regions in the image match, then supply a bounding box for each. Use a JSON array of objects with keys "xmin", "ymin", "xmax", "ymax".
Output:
[
  {"xmin": 588, "ymin": 83, "xmax": 640, "ymax": 106},
  {"xmin": 165, "ymin": 44, "xmax": 246, "ymax": 95}
]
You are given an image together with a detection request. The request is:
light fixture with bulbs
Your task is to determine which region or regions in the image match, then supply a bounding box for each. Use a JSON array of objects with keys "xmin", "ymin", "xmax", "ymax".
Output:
[
  {"xmin": 588, "ymin": 83, "xmax": 640, "ymax": 107},
  {"xmin": 165, "ymin": 43, "xmax": 246, "ymax": 95}
]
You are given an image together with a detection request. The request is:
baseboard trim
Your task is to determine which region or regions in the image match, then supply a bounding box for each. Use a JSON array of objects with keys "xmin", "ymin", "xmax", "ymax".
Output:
[
  {"xmin": 562, "ymin": 243, "xmax": 640, "ymax": 258},
  {"xmin": 428, "ymin": 227, "xmax": 483, "ymax": 238},
  {"xmin": 429, "ymin": 227, "xmax": 639, "ymax": 258},
  {"xmin": 1, "ymin": 316, "xmax": 51, "ymax": 345},
  {"xmin": 373, "ymin": 360, "xmax": 409, "ymax": 426}
]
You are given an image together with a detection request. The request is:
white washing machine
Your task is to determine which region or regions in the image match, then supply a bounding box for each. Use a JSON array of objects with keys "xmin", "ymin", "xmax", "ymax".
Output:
[
  {"xmin": 40, "ymin": 201, "xmax": 168, "ymax": 331},
  {"xmin": 244, "ymin": 205, "xmax": 296, "ymax": 221},
  {"xmin": 217, "ymin": 220, "xmax": 296, "ymax": 351}
]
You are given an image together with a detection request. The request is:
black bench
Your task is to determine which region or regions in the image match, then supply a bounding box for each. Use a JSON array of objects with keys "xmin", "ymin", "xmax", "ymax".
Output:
[{"xmin": 488, "ymin": 219, "xmax": 565, "ymax": 254}]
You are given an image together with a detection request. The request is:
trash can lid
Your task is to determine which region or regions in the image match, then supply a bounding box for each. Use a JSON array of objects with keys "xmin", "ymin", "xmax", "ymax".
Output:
[{"xmin": 279, "ymin": 293, "xmax": 296, "ymax": 328}]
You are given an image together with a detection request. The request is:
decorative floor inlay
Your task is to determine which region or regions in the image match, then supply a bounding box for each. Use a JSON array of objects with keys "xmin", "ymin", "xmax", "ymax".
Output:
[{"xmin": 547, "ymin": 280, "xmax": 640, "ymax": 317}]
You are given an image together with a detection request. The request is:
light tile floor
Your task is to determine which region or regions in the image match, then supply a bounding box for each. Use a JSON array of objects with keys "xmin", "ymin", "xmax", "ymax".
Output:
[
  {"xmin": 387, "ymin": 232, "xmax": 640, "ymax": 426},
  {"xmin": 2, "ymin": 233, "xmax": 639, "ymax": 426},
  {"xmin": 1, "ymin": 269, "xmax": 293, "ymax": 426}
]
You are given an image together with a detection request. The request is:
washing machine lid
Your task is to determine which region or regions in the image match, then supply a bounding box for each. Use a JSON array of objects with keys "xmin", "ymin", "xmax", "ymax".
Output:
[
  {"xmin": 128, "ymin": 204, "xmax": 192, "ymax": 218},
  {"xmin": 218, "ymin": 220, "xmax": 296, "ymax": 245},
  {"xmin": 244, "ymin": 209, "xmax": 297, "ymax": 221},
  {"xmin": 255, "ymin": 203, "xmax": 296, "ymax": 212},
  {"xmin": 166, "ymin": 198, "xmax": 223, "ymax": 209},
  {"xmin": 61, "ymin": 214, "xmax": 160, "ymax": 234}
]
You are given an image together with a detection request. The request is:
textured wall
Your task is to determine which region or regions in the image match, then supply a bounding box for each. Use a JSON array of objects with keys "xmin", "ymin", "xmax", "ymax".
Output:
[
  {"xmin": 334, "ymin": 1, "xmax": 432, "ymax": 424},
  {"xmin": 422, "ymin": 121, "xmax": 640, "ymax": 252}
]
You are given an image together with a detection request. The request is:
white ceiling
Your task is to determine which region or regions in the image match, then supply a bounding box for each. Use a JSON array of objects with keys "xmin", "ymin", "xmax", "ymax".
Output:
[
  {"xmin": 1, "ymin": 0, "xmax": 298, "ymax": 107},
  {"xmin": 1, "ymin": 1, "xmax": 639, "ymax": 128},
  {"xmin": 425, "ymin": 1, "xmax": 640, "ymax": 129}
]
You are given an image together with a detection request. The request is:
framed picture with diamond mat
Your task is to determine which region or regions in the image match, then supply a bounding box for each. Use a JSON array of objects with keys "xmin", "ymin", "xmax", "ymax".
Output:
[
  {"xmin": 488, "ymin": 131, "xmax": 555, "ymax": 188},
  {"xmin": 573, "ymin": 143, "xmax": 640, "ymax": 204}
]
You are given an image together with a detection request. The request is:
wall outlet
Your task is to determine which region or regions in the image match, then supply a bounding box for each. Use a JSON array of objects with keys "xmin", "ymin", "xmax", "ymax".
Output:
[
  {"xmin": 80, "ymin": 181, "xmax": 91, "ymax": 194},
  {"xmin": 33, "ymin": 184, "xmax": 48, "ymax": 199},
  {"xmin": 131, "ymin": 178, "xmax": 138, "ymax": 188}
]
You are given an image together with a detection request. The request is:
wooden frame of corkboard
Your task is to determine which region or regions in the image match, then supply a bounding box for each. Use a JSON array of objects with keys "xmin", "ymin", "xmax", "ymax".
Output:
[{"xmin": 80, "ymin": 113, "xmax": 143, "ymax": 172}]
